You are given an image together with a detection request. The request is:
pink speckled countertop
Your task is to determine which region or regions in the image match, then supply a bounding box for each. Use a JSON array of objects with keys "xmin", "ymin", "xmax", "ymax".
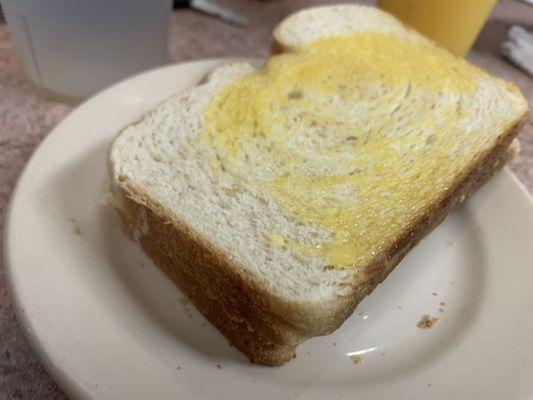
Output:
[{"xmin": 0, "ymin": 0, "xmax": 532, "ymax": 398}]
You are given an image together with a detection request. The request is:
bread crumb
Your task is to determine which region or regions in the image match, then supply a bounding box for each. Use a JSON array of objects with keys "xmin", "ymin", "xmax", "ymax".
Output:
[
  {"xmin": 216, "ymin": 364, "xmax": 222, "ymax": 369},
  {"xmin": 350, "ymin": 355, "xmax": 363, "ymax": 364},
  {"xmin": 438, "ymin": 308, "xmax": 444, "ymax": 313},
  {"xmin": 432, "ymin": 292, "xmax": 438, "ymax": 296},
  {"xmin": 427, "ymin": 383, "xmax": 432, "ymax": 387},
  {"xmin": 70, "ymin": 218, "xmax": 82, "ymax": 235},
  {"xmin": 140, "ymin": 261, "xmax": 145, "ymax": 268},
  {"xmin": 177, "ymin": 366, "xmax": 181, "ymax": 370},
  {"xmin": 306, "ymin": 351, "xmax": 310, "ymax": 355},
  {"xmin": 417, "ymin": 315, "xmax": 438, "ymax": 329},
  {"xmin": 201, "ymin": 322, "xmax": 206, "ymax": 327},
  {"xmin": 397, "ymin": 305, "xmax": 402, "ymax": 310},
  {"xmin": 439, "ymin": 302, "xmax": 446, "ymax": 306},
  {"xmin": 179, "ymin": 296, "xmax": 190, "ymax": 306},
  {"xmin": 183, "ymin": 306, "xmax": 193, "ymax": 319},
  {"xmin": 333, "ymin": 342, "xmax": 337, "ymax": 346}
]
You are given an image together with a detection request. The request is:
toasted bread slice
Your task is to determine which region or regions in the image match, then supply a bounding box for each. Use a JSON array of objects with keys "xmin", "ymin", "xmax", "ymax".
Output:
[{"xmin": 109, "ymin": 5, "xmax": 529, "ymax": 365}]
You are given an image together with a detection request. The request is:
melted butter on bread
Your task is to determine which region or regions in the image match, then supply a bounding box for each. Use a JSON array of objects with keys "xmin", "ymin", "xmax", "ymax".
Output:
[{"xmin": 201, "ymin": 32, "xmax": 518, "ymax": 267}]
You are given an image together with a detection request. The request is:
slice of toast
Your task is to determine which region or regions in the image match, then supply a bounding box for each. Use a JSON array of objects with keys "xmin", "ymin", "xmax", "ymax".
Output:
[{"xmin": 109, "ymin": 5, "xmax": 529, "ymax": 365}]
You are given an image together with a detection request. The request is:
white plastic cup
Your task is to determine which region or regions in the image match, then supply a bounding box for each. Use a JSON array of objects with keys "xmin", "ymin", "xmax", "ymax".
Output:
[{"xmin": 0, "ymin": 0, "xmax": 172, "ymax": 102}]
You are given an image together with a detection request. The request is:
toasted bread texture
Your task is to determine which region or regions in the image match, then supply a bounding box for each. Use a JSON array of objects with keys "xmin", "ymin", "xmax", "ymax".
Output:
[{"xmin": 109, "ymin": 5, "xmax": 529, "ymax": 365}]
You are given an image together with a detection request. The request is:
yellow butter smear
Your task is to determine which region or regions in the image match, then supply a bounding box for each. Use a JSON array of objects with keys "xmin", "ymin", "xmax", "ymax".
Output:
[{"xmin": 200, "ymin": 33, "xmax": 487, "ymax": 268}]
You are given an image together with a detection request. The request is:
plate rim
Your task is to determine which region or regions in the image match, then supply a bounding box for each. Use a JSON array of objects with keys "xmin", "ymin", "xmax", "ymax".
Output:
[{"xmin": 3, "ymin": 58, "xmax": 235, "ymax": 400}]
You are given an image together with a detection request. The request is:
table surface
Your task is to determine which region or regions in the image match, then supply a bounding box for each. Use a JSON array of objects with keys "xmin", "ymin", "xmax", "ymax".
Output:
[{"xmin": 0, "ymin": 0, "xmax": 532, "ymax": 398}]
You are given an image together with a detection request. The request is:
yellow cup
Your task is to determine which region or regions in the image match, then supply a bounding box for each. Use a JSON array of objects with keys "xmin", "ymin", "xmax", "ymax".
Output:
[{"xmin": 378, "ymin": 0, "xmax": 497, "ymax": 56}]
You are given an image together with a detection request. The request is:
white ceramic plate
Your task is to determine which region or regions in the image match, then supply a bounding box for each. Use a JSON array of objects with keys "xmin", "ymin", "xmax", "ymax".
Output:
[{"xmin": 5, "ymin": 59, "xmax": 533, "ymax": 400}]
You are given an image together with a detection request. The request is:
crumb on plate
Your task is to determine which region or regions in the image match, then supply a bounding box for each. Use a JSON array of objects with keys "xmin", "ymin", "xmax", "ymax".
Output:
[
  {"xmin": 417, "ymin": 314, "xmax": 438, "ymax": 329},
  {"xmin": 350, "ymin": 355, "xmax": 363, "ymax": 364}
]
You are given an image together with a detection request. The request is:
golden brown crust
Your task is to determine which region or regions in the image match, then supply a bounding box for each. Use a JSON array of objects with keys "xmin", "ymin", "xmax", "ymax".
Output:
[
  {"xmin": 116, "ymin": 186, "xmax": 305, "ymax": 366},
  {"xmin": 270, "ymin": 37, "xmax": 286, "ymax": 55}
]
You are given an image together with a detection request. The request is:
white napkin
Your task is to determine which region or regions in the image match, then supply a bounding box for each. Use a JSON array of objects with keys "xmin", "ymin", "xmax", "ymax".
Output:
[{"xmin": 502, "ymin": 25, "xmax": 533, "ymax": 77}]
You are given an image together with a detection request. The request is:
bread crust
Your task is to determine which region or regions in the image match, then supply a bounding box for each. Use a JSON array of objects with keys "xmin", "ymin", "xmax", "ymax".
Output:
[{"xmin": 115, "ymin": 184, "xmax": 306, "ymax": 365}]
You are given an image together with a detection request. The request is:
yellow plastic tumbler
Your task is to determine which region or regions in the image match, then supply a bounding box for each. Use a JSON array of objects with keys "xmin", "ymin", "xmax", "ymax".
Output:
[{"xmin": 378, "ymin": 0, "xmax": 498, "ymax": 55}]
